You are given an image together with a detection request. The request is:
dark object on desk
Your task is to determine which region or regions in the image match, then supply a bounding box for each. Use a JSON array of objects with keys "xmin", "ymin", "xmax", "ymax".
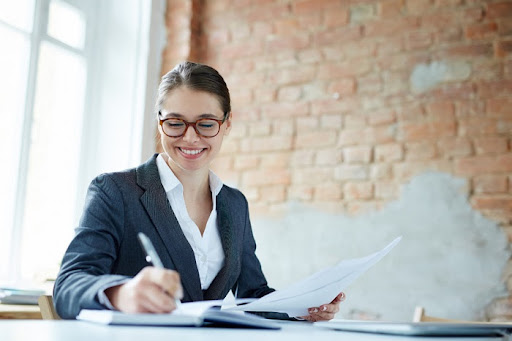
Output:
[{"xmin": 314, "ymin": 321, "xmax": 512, "ymax": 337}]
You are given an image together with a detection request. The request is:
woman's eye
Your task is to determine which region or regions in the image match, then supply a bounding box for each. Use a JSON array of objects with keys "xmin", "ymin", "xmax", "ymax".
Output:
[
  {"xmin": 166, "ymin": 121, "xmax": 184, "ymax": 128},
  {"xmin": 198, "ymin": 121, "xmax": 216, "ymax": 129}
]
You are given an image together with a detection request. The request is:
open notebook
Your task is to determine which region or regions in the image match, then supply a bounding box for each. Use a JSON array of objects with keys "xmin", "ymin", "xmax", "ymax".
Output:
[{"xmin": 77, "ymin": 301, "xmax": 281, "ymax": 329}]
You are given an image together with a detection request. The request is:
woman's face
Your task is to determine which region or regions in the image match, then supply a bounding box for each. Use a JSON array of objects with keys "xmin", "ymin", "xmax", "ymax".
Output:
[{"xmin": 159, "ymin": 87, "xmax": 231, "ymax": 174}]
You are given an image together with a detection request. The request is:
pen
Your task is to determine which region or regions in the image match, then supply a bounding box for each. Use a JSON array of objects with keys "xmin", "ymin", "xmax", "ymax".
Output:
[{"xmin": 137, "ymin": 232, "xmax": 182, "ymax": 307}]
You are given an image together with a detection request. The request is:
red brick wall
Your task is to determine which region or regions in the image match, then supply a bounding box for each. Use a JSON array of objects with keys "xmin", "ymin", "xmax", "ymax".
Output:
[{"xmin": 162, "ymin": 0, "xmax": 512, "ymax": 317}]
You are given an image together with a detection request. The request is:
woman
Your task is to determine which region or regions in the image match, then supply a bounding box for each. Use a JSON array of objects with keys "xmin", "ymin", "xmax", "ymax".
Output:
[{"xmin": 53, "ymin": 61, "xmax": 344, "ymax": 321}]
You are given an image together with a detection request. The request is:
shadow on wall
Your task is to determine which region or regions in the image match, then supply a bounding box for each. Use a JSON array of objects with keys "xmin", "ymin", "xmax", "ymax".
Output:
[{"xmin": 252, "ymin": 172, "xmax": 509, "ymax": 321}]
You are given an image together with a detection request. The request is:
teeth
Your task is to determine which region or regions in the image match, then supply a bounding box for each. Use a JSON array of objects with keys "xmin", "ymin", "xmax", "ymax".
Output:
[{"xmin": 180, "ymin": 148, "xmax": 202, "ymax": 155}]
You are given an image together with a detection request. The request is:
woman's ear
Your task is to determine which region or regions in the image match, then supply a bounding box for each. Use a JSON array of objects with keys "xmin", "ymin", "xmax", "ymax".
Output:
[
  {"xmin": 157, "ymin": 123, "xmax": 163, "ymax": 137},
  {"xmin": 224, "ymin": 112, "xmax": 232, "ymax": 136},
  {"xmin": 156, "ymin": 113, "xmax": 164, "ymax": 136}
]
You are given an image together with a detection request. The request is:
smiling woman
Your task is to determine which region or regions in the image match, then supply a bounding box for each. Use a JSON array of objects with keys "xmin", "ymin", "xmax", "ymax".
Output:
[
  {"xmin": 53, "ymin": 61, "xmax": 344, "ymax": 322},
  {"xmin": 0, "ymin": 0, "xmax": 165, "ymax": 286}
]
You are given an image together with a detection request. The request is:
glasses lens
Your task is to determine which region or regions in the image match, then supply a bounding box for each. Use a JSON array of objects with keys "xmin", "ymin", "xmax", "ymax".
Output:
[
  {"xmin": 196, "ymin": 119, "xmax": 220, "ymax": 137},
  {"xmin": 162, "ymin": 119, "xmax": 186, "ymax": 137}
]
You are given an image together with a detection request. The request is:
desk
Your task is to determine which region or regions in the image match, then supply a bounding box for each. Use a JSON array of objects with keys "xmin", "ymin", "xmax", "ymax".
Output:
[
  {"xmin": 0, "ymin": 320, "xmax": 506, "ymax": 341},
  {"xmin": 0, "ymin": 304, "xmax": 41, "ymax": 319}
]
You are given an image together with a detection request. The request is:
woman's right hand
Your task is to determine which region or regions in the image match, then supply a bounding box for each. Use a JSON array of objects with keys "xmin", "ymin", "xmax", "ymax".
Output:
[{"xmin": 105, "ymin": 266, "xmax": 183, "ymax": 313}]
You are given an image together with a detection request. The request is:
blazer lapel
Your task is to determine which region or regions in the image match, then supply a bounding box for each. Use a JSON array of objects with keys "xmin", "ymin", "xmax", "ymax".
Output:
[
  {"xmin": 136, "ymin": 155, "xmax": 203, "ymax": 301},
  {"xmin": 203, "ymin": 188, "xmax": 238, "ymax": 300}
]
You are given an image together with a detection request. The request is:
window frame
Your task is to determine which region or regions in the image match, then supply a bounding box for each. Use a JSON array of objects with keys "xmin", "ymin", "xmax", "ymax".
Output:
[{"xmin": 3, "ymin": 0, "xmax": 164, "ymax": 283}]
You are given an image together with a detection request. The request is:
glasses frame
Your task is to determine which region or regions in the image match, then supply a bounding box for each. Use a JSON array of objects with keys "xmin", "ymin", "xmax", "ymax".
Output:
[{"xmin": 158, "ymin": 111, "xmax": 228, "ymax": 138}]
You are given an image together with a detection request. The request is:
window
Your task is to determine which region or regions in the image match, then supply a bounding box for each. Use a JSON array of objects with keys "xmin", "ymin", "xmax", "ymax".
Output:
[{"xmin": 0, "ymin": 0, "xmax": 165, "ymax": 284}]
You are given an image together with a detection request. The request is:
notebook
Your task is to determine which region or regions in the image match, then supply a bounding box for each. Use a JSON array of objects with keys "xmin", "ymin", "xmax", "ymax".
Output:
[
  {"xmin": 314, "ymin": 320, "xmax": 512, "ymax": 337},
  {"xmin": 77, "ymin": 307, "xmax": 281, "ymax": 329}
]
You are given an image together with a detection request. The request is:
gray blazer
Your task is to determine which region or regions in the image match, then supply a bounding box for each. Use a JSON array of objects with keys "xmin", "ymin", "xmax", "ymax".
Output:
[{"xmin": 53, "ymin": 154, "xmax": 274, "ymax": 319}]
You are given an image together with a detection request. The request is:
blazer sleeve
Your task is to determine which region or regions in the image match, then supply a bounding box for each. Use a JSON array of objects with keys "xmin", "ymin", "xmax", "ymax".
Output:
[{"xmin": 53, "ymin": 173, "xmax": 129, "ymax": 319}]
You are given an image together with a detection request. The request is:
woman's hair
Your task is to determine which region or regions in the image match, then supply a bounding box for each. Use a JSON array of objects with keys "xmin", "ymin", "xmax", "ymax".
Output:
[{"xmin": 156, "ymin": 61, "xmax": 231, "ymax": 117}]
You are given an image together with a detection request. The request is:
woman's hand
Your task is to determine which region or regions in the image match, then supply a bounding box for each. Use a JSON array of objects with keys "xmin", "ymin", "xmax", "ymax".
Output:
[
  {"xmin": 105, "ymin": 266, "xmax": 183, "ymax": 313},
  {"xmin": 299, "ymin": 292, "xmax": 345, "ymax": 322}
]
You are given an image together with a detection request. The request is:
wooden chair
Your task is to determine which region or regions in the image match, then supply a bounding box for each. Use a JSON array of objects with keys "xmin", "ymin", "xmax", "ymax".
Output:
[
  {"xmin": 413, "ymin": 306, "xmax": 464, "ymax": 323},
  {"xmin": 413, "ymin": 306, "xmax": 512, "ymax": 325},
  {"xmin": 38, "ymin": 295, "xmax": 60, "ymax": 320}
]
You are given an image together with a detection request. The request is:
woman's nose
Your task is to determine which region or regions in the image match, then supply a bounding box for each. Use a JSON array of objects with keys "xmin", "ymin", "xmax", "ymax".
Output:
[{"xmin": 182, "ymin": 124, "xmax": 200, "ymax": 142}]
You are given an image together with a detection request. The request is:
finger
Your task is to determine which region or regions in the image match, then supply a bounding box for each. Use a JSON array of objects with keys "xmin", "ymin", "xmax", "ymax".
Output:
[
  {"xmin": 137, "ymin": 283, "xmax": 176, "ymax": 313},
  {"xmin": 139, "ymin": 296, "xmax": 170, "ymax": 313},
  {"xmin": 308, "ymin": 304, "xmax": 340, "ymax": 315},
  {"xmin": 338, "ymin": 292, "xmax": 346, "ymax": 302},
  {"xmin": 308, "ymin": 307, "xmax": 320, "ymax": 314},
  {"xmin": 160, "ymin": 271, "xmax": 183, "ymax": 299},
  {"xmin": 144, "ymin": 267, "xmax": 183, "ymax": 299},
  {"xmin": 298, "ymin": 315, "xmax": 314, "ymax": 322},
  {"xmin": 307, "ymin": 303, "xmax": 340, "ymax": 321},
  {"xmin": 331, "ymin": 292, "xmax": 346, "ymax": 303},
  {"xmin": 317, "ymin": 303, "xmax": 340, "ymax": 314},
  {"xmin": 119, "ymin": 283, "xmax": 170, "ymax": 314},
  {"xmin": 308, "ymin": 303, "xmax": 339, "ymax": 315},
  {"xmin": 308, "ymin": 311, "xmax": 336, "ymax": 321},
  {"xmin": 132, "ymin": 271, "xmax": 177, "ymax": 313}
]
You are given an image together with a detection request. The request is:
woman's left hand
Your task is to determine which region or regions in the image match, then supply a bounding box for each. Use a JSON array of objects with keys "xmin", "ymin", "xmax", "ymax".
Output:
[{"xmin": 299, "ymin": 292, "xmax": 346, "ymax": 322}]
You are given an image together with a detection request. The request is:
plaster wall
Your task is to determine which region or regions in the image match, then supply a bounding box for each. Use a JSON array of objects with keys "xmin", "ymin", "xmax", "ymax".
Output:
[{"xmin": 252, "ymin": 172, "xmax": 509, "ymax": 321}]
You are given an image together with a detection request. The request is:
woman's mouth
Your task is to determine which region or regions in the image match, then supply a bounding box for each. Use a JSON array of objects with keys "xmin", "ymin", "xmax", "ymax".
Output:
[{"xmin": 178, "ymin": 147, "xmax": 205, "ymax": 158}]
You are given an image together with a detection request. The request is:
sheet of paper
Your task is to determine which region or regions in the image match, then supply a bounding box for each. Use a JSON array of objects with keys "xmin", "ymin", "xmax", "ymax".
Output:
[
  {"xmin": 228, "ymin": 236, "xmax": 402, "ymax": 317},
  {"xmin": 171, "ymin": 298, "xmax": 256, "ymax": 316}
]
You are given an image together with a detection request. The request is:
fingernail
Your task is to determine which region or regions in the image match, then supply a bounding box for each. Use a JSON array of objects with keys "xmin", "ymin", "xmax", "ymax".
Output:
[
  {"xmin": 313, "ymin": 308, "xmax": 318, "ymax": 313},
  {"xmin": 322, "ymin": 306, "xmax": 327, "ymax": 311}
]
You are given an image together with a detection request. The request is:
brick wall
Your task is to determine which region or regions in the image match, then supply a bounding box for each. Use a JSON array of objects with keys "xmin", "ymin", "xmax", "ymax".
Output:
[{"xmin": 162, "ymin": 0, "xmax": 512, "ymax": 320}]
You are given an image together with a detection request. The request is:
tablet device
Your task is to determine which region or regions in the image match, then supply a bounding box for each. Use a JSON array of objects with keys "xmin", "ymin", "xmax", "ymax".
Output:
[{"xmin": 314, "ymin": 320, "xmax": 512, "ymax": 337}]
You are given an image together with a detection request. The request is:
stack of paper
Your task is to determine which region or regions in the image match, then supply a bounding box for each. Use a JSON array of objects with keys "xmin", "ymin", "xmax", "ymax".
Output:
[
  {"xmin": 227, "ymin": 237, "xmax": 402, "ymax": 317},
  {"xmin": 0, "ymin": 287, "xmax": 45, "ymax": 305}
]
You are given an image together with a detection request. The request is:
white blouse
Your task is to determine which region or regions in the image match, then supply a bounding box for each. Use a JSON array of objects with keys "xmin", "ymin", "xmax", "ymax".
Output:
[{"xmin": 156, "ymin": 154, "xmax": 225, "ymax": 290}]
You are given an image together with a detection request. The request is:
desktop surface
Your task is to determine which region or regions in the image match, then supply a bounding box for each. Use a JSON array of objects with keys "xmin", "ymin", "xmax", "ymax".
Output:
[{"xmin": 1, "ymin": 320, "xmax": 506, "ymax": 341}]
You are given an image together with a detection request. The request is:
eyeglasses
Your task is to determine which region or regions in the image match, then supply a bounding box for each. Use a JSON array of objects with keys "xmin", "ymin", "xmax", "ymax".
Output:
[{"xmin": 158, "ymin": 112, "xmax": 228, "ymax": 138}]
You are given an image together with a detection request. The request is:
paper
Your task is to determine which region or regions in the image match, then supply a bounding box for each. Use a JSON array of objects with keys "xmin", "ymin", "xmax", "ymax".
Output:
[
  {"xmin": 0, "ymin": 287, "xmax": 45, "ymax": 305},
  {"xmin": 228, "ymin": 237, "xmax": 402, "ymax": 317},
  {"xmin": 77, "ymin": 309, "xmax": 202, "ymax": 326},
  {"xmin": 172, "ymin": 298, "xmax": 255, "ymax": 316}
]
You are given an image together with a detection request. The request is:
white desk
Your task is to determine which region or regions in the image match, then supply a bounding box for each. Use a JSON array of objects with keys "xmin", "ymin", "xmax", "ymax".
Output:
[{"xmin": 0, "ymin": 320, "xmax": 506, "ymax": 341}]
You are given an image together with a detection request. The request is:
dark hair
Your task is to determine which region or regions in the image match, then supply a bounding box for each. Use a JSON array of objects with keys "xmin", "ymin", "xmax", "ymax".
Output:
[{"xmin": 156, "ymin": 61, "xmax": 231, "ymax": 117}]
